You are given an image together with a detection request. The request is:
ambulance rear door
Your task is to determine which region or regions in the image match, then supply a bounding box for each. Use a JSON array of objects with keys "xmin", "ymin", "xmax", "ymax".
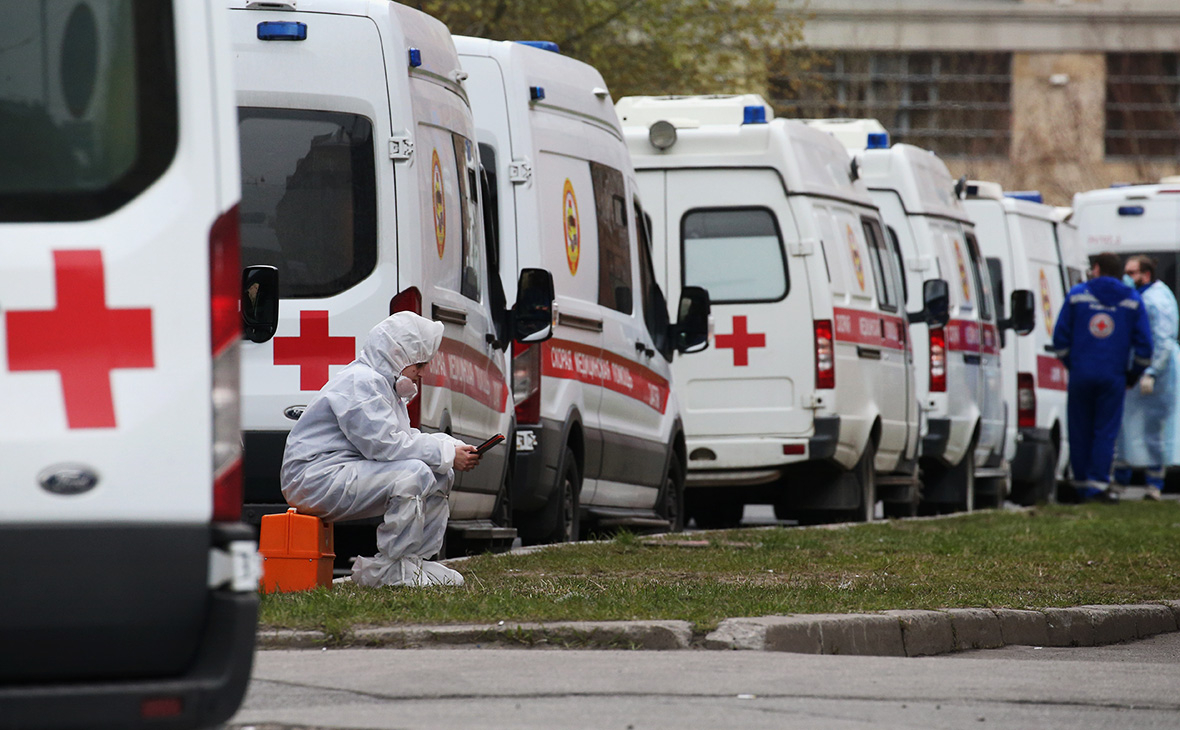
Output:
[{"xmin": 662, "ymin": 167, "xmax": 815, "ymax": 444}]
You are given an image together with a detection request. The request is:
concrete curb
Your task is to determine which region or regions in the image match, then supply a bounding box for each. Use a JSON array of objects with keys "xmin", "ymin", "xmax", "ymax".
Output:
[{"xmin": 258, "ymin": 600, "xmax": 1180, "ymax": 655}]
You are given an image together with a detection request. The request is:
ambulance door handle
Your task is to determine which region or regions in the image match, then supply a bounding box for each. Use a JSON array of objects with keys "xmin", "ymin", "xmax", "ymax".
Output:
[
  {"xmin": 856, "ymin": 346, "xmax": 882, "ymax": 360},
  {"xmin": 963, "ymin": 354, "xmax": 982, "ymax": 365},
  {"xmin": 635, "ymin": 340, "xmax": 654, "ymax": 358},
  {"xmin": 1043, "ymin": 344, "xmax": 1056, "ymax": 354},
  {"xmin": 432, "ymin": 304, "xmax": 467, "ymax": 326}
]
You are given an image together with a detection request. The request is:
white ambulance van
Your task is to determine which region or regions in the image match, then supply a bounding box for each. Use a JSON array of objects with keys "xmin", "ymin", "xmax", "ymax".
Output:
[
  {"xmin": 619, "ymin": 96, "xmax": 940, "ymax": 525},
  {"xmin": 805, "ymin": 119, "xmax": 1034, "ymax": 511},
  {"xmin": 228, "ymin": 0, "xmax": 554, "ymax": 558},
  {"xmin": 1, "ymin": 1, "xmax": 258, "ymax": 727},
  {"xmin": 456, "ymin": 40, "xmax": 709, "ymax": 543},
  {"xmin": 1073, "ymin": 180, "xmax": 1180, "ymax": 478},
  {"xmin": 964, "ymin": 183, "xmax": 1075, "ymax": 504}
]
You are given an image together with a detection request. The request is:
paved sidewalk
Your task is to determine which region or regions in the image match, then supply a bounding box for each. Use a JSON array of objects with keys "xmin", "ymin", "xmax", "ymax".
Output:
[{"xmin": 257, "ymin": 600, "xmax": 1180, "ymax": 655}]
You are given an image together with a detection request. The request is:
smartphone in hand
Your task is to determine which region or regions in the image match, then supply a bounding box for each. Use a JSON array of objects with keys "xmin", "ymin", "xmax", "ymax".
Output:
[{"xmin": 473, "ymin": 433, "xmax": 505, "ymax": 456}]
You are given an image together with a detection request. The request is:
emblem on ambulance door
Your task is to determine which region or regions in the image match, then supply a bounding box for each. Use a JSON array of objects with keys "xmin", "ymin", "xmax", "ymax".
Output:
[
  {"xmin": 1040, "ymin": 269, "xmax": 1053, "ymax": 335},
  {"xmin": 846, "ymin": 224, "xmax": 865, "ymax": 291},
  {"xmin": 563, "ymin": 178, "xmax": 580, "ymax": 275},
  {"xmin": 953, "ymin": 239, "xmax": 971, "ymax": 301},
  {"xmin": 432, "ymin": 149, "xmax": 446, "ymax": 259},
  {"xmin": 38, "ymin": 464, "xmax": 100, "ymax": 495},
  {"xmin": 1089, "ymin": 312, "xmax": 1114, "ymax": 339}
]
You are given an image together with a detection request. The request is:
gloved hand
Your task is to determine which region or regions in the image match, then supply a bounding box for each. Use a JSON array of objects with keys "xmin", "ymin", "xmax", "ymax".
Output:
[{"xmin": 1140, "ymin": 373, "xmax": 1155, "ymax": 395}]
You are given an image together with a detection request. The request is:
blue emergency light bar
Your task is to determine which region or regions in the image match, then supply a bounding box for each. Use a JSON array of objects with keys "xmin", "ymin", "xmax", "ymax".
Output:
[
  {"xmin": 517, "ymin": 41, "xmax": 561, "ymax": 53},
  {"xmin": 1004, "ymin": 191, "xmax": 1044, "ymax": 204},
  {"xmin": 257, "ymin": 21, "xmax": 306, "ymax": 41},
  {"xmin": 409, "ymin": 48, "xmax": 422, "ymax": 67},
  {"xmin": 530, "ymin": 86, "xmax": 546, "ymax": 101},
  {"xmin": 866, "ymin": 132, "xmax": 889, "ymax": 149},
  {"xmin": 742, "ymin": 106, "xmax": 767, "ymax": 124},
  {"xmin": 1118, "ymin": 205, "xmax": 1146, "ymax": 216}
]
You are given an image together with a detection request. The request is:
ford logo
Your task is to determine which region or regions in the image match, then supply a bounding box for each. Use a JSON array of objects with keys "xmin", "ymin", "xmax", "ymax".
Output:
[
  {"xmin": 38, "ymin": 464, "xmax": 100, "ymax": 496},
  {"xmin": 284, "ymin": 406, "xmax": 306, "ymax": 421}
]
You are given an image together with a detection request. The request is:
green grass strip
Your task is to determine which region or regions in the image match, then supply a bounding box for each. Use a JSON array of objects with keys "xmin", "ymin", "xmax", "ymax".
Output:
[{"xmin": 260, "ymin": 502, "xmax": 1180, "ymax": 633}]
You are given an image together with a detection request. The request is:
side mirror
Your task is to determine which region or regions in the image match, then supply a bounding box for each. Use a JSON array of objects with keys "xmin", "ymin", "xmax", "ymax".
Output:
[
  {"xmin": 674, "ymin": 286, "xmax": 711, "ymax": 354},
  {"xmin": 242, "ymin": 265, "xmax": 279, "ymax": 343},
  {"xmin": 513, "ymin": 268, "xmax": 554, "ymax": 343},
  {"xmin": 1002, "ymin": 289, "xmax": 1036, "ymax": 336},
  {"xmin": 908, "ymin": 278, "xmax": 950, "ymax": 328}
]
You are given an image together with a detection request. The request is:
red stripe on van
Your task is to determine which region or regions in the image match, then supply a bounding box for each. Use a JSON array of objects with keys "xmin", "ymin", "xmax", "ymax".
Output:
[
  {"xmin": 945, "ymin": 319, "xmax": 982, "ymax": 354},
  {"xmin": 832, "ymin": 308, "xmax": 908, "ymax": 351},
  {"xmin": 421, "ymin": 337, "xmax": 509, "ymax": 413},
  {"xmin": 1037, "ymin": 355, "xmax": 1069, "ymax": 391},
  {"xmin": 542, "ymin": 338, "xmax": 671, "ymax": 414}
]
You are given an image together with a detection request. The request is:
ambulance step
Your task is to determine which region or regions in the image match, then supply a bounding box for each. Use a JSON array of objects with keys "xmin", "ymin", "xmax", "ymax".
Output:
[
  {"xmin": 972, "ymin": 467, "xmax": 1010, "ymax": 480},
  {"xmin": 875, "ymin": 475, "xmax": 919, "ymax": 487},
  {"xmin": 586, "ymin": 507, "xmax": 670, "ymax": 529},
  {"xmin": 446, "ymin": 520, "xmax": 517, "ymax": 541}
]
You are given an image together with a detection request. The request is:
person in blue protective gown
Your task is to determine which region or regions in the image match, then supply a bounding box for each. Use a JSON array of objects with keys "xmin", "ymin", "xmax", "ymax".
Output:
[
  {"xmin": 1053, "ymin": 252, "xmax": 1153, "ymax": 504},
  {"xmin": 280, "ymin": 311, "xmax": 480, "ymax": 587},
  {"xmin": 1113, "ymin": 255, "xmax": 1179, "ymax": 501}
]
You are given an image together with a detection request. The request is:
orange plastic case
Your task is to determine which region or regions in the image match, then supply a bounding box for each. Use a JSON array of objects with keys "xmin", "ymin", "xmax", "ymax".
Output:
[{"xmin": 259, "ymin": 508, "xmax": 335, "ymax": 593}]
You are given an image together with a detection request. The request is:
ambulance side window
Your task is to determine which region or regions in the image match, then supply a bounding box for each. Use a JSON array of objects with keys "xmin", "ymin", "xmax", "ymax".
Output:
[
  {"xmin": 862, "ymin": 217, "xmax": 899, "ymax": 313},
  {"xmin": 635, "ymin": 202, "xmax": 671, "ymax": 358},
  {"xmin": 238, "ymin": 108, "xmax": 377, "ymax": 298},
  {"xmin": 453, "ymin": 135, "xmax": 481, "ymax": 302},
  {"xmin": 965, "ymin": 233, "xmax": 993, "ymax": 321},
  {"xmin": 0, "ymin": 1, "xmax": 178, "ymax": 222},
  {"xmin": 682, "ymin": 207, "xmax": 788, "ymax": 303},
  {"xmin": 986, "ymin": 256, "xmax": 1005, "ymax": 319},
  {"xmin": 592, "ymin": 162, "xmax": 632, "ymax": 313},
  {"xmin": 478, "ymin": 143, "xmax": 508, "ymax": 337},
  {"xmin": 887, "ymin": 226, "xmax": 909, "ymax": 304}
]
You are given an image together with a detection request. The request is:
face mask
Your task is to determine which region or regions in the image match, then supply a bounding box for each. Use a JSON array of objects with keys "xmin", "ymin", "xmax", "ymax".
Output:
[
  {"xmin": 1123, "ymin": 274, "xmax": 1135, "ymax": 287},
  {"xmin": 395, "ymin": 376, "xmax": 419, "ymax": 400}
]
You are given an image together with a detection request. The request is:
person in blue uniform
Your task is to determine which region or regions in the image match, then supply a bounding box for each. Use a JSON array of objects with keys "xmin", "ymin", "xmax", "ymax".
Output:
[
  {"xmin": 1113, "ymin": 255, "xmax": 1179, "ymax": 501},
  {"xmin": 1053, "ymin": 252, "xmax": 1153, "ymax": 503}
]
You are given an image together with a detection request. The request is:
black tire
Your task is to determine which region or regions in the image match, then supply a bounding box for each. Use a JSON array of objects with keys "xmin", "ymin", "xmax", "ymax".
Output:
[
  {"xmin": 687, "ymin": 488, "xmax": 743, "ymax": 529},
  {"xmin": 657, "ymin": 457, "xmax": 686, "ymax": 533},
  {"xmin": 919, "ymin": 447, "xmax": 976, "ymax": 515},
  {"xmin": 1011, "ymin": 442, "xmax": 1058, "ymax": 507},
  {"xmin": 517, "ymin": 447, "xmax": 580, "ymax": 545}
]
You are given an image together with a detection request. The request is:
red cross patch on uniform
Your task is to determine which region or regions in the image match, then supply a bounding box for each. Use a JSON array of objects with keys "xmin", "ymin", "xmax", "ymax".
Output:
[
  {"xmin": 5, "ymin": 250, "xmax": 154, "ymax": 429},
  {"xmin": 1089, "ymin": 312, "xmax": 1114, "ymax": 339}
]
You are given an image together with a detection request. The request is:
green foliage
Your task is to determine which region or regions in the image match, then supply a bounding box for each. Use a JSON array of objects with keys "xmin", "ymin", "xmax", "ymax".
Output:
[
  {"xmin": 260, "ymin": 503, "xmax": 1180, "ymax": 633},
  {"xmin": 413, "ymin": 0, "xmax": 807, "ymax": 98}
]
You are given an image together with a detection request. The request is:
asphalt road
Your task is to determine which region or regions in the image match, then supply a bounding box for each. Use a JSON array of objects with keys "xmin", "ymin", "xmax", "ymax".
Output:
[{"xmin": 228, "ymin": 631, "xmax": 1180, "ymax": 730}]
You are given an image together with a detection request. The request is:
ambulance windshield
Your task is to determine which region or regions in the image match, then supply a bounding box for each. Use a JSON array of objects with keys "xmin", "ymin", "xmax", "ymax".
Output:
[
  {"xmin": 0, "ymin": 0, "xmax": 178, "ymax": 221},
  {"xmin": 238, "ymin": 108, "xmax": 378, "ymax": 298},
  {"xmin": 682, "ymin": 208, "xmax": 789, "ymax": 303}
]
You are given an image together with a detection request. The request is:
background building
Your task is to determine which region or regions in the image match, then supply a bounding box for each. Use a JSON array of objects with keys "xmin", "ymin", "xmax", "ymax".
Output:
[{"xmin": 774, "ymin": 0, "xmax": 1180, "ymax": 204}]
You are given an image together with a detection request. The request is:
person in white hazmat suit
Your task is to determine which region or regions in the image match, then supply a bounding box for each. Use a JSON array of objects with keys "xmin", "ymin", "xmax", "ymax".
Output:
[
  {"xmin": 1114, "ymin": 255, "xmax": 1180, "ymax": 501},
  {"xmin": 280, "ymin": 312, "xmax": 480, "ymax": 586}
]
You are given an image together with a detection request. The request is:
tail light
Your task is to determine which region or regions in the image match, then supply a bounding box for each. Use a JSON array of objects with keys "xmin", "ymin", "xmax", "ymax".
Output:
[
  {"xmin": 1017, "ymin": 371, "xmax": 1036, "ymax": 428},
  {"xmin": 929, "ymin": 326, "xmax": 947, "ymax": 393},
  {"xmin": 814, "ymin": 320, "xmax": 834, "ymax": 389},
  {"xmin": 210, "ymin": 206, "xmax": 242, "ymax": 522},
  {"xmin": 390, "ymin": 287, "xmax": 423, "ymax": 428},
  {"xmin": 513, "ymin": 341, "xmax": 542, "ymax": 424}
]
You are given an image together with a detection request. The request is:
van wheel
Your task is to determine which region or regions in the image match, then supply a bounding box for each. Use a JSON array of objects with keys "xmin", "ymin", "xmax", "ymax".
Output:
[
  {"xmin": 920, "ymin": 448, "xmax": 975, "ymax": 514},
  {"xmin": 840, "ymin": 440, "xmax": 877, "ymax": 523},
  {"xmin": 657, "ymin": 458, "xmax": 685, "ymax": 533},
  {"xmin": 517, "ymin": 447, "xmax": 580, "ymax": 545},
  {"xmin": 1012, "ymin": 443, "xmax": 1058, "ymax": 507}
]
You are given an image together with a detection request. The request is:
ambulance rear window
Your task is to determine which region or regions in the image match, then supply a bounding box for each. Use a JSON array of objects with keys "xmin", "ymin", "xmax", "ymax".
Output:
[
  {"xmin": 238, "ymin": 108, "xmax": 377, "ymax": 298},
  {"xmin": 0, "ymin": 0, "xmax": 178, "ymax": 222},
  {"xmin": 681, "ymin": 208, "xmax": 788, "ymax": 303}
]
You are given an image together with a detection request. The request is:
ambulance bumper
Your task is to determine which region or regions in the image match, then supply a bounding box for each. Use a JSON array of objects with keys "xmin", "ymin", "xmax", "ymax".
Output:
[
  {"xmin": 0, "ymin": 523, "xmax": 258, "ymax": 729},
  {"xmin": 512, "ymin": 419, "xmax": 564, "ymax": 513},
  {"xmin": 921, "ymin": 418, "xmax": 952, "ymax": 460},
  {"xmin": 684, "ymin": 417, "xmax": 841, "ymax": 484}
]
